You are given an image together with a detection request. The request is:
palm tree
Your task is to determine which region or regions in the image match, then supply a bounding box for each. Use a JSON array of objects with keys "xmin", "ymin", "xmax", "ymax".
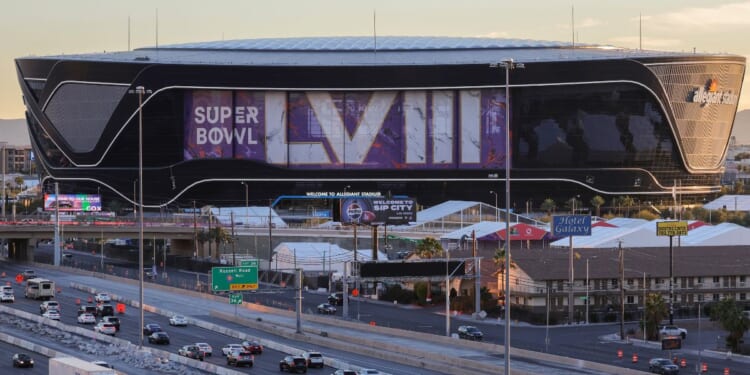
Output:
[
  {"xmin": 644, "ymin": 293, "xmax": 667, "ymax": 340},
  {"xmin": 590, "ymin": 195, "xmax": 605, "ymax": 217},
  {"xmin": 14, "ymin": 176, "xmax": 24, "ymax": 190},
  {"xmin": 196, "ymin": 230, "xmax": 210, "ymax": 257},
  {"xmin": 415, "ymin": 237, "xmax": 443, "ymax": 303},
  {"xmin": 710, "ymin": 297, "xmax": 750, "ymax": 352},
  {"xmin": 210, "ymin": 226, "xmax": 231, "ymax": 260},
  {"xmin": 493, "ymin": 246, "xmax": 516, "ymax": 306},
  {"xmin": 540, "ymin": 198, "xmax": 556, "ymax": 216},
  {"xmin": 620, "ymin": 196, "xmax": 635, "ymax": 217}
]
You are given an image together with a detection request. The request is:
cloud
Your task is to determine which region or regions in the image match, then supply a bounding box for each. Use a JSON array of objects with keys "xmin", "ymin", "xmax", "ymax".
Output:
[
  {"xmin": 650, "ymin": 1, "xmax": 750, "ymax": 30},
  {"xmin": 475, "ymin": 31, "xmax": 510, "ymax": 38},
  {"xmin": 577, "ymin": 18, "xmax": 602, "ymax": 29},
  {"xmin": 608, "ymin": 36, "xmax": 683, "ymax": 49}
]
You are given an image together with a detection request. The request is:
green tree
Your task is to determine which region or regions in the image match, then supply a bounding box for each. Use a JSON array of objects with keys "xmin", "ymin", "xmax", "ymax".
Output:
[
  {"xmin": 710, "ymin": 297, "xmax": 750, "ymax": 352},
  {"xmin": 14, "ymin": 176, "xmax": 24, "ymax": 189},
  {"xmin": 540, "ymin": 198, "xmax": 556, "ymax": 215},
  {"xmin": 494, "ymin": 246, "xmax": 515, "ymax": 306},
  {"xmin": 415, "ymin": 237, "xmax": 443, "ymax": 303},
  {"xmin": 644, "ymin": 293, "xmax": 667, "ymax": 340},
  {"xmin": 590, "ymin": 195, "xmax": 605, "ymax": 217},
  {"xmin": 210, "ymin": 226, "xmax": 231, "ymax": 259},
  {"xmin": 735, "ymin": 180, "xmax": 745, "ymax": 194},
  {"xmin": 196, "ymin": 230, "xmax": 210, "ymax": 257}
]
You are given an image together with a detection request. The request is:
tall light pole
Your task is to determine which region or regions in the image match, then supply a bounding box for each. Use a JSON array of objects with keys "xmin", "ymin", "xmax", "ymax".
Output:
[
  {"xmin": 1, "ymin": 142, "xmax": 5, "ymax": 220},
  {"xmin": 489, "ymin": 190, "xmax": 498, "ymax": 222},
  {"xmin": 492, "ymin": 58, "xmax": 524, "ymax": 375},
  {"xmin": 129, "ymin": 85, "xmax": 151, "ymax": 348},
  {"xmin": 241, "ymin": 182, "xmax": 249, "ymax": 228}
]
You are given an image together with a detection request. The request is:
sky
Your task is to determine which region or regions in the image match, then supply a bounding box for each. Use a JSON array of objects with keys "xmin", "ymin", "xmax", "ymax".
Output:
[{"xmin": 1, "ymin": 0, "xmax": 750, "ymax": 119}]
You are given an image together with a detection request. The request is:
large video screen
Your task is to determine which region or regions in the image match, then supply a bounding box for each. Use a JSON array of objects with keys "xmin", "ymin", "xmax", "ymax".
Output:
[
  {"xmin": 44, "ymin": 194, "xmax": 101, "ymax": 212},
  {"xmin": 184, "ymin": 89, "xmax": 508, "ymax": 170},
  {"xmin": 340, "ymin": 197, "xmax": 416, "ymax": 225}
]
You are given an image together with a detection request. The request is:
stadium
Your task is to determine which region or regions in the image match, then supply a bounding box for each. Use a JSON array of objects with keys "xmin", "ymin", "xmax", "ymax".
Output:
[{"xmin": 14, "ymin": 36, "xmax": 746, "ymax": 209}]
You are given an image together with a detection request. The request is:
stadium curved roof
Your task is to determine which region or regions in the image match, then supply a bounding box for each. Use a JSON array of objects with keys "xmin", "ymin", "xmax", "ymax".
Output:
[{"xmin": 34, "ymin": 36, "xmax": 727, "ymax": 66}]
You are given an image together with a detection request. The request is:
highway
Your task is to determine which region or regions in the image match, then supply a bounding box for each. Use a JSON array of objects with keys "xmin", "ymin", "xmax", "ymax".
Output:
[
  {"xmin": 0, "ymin": 340, "xmax": 48, "ymax": 374},
  {"xmin": 10, "ymin": 248, "xmax": 750, "ymax": 375},
  {"xmin": 0, "ymin": 261, "xmax": 451, "ymax": 375}
]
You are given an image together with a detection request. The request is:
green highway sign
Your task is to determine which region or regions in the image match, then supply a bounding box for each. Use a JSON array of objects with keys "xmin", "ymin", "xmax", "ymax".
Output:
[
  {"xmin": 229, "ymin": 293, "xmax": 243, "ymax": 305},
  {"xmin": 240, "ymin": 260, "xmax": 258, "ymax": 267},
  {"xmin": 211, "ymin": 263, "xmax": 258, "ymax": 292}
]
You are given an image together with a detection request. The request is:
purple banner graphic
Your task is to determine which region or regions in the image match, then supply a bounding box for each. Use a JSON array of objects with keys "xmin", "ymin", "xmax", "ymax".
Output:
[{"xmin": 184, "ymin": 89, "xmax": 509, "ymax": 169}]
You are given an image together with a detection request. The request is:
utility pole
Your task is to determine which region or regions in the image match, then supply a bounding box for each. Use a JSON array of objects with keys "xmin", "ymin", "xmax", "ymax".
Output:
[
  {"xmin": 268, "ymin": 199, "xmax": 273, "ymax": 283},
  {"xmin": 192, "ymin": 200, "xmax": 197, "ymax": 257},
  {"xmin": 231, "ymin": 211, "xmax": 236, "ymax": 266},
  {"xmin": 619, "ymin": 239, "xmax": 625, "ymax": 340}
]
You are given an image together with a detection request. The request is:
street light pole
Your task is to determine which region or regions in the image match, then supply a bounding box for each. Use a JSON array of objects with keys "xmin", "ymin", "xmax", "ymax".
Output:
[
  {"xmin": 129, "ymin": 85, "xmax": 150, "ymax": 348},
  {"xmin": 241, "ymin": 182, "xmax": 249, "ymax": 227},
  {"xmin": 492, "ymin": 58, "xmax": 524, "ymax": 375},
  {"xmin": 586, "ymin": 258, "xmax": 589, "ymax": 324}
]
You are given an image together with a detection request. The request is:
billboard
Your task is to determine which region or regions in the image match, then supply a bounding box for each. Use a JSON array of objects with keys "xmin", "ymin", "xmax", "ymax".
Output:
[
  {"xmin": 340, "ymin": 197, "xmax": 416, "ymax": 225},
  {"xmin": 44, "ymin": 194, "xmax": 101, "ymax": 212},
  {"xmin": 184, "ymin": 89, "xmax": 508, "ymax": 170}
]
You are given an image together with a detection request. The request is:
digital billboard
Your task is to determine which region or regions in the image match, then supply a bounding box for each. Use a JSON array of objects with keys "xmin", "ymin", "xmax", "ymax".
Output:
[
  {"xmin": 44, "ymin": 194, "xmax": 102, "ymax": 212},
  {"xmin": 183, "ymin": 89, "xmax": 508, "ymax": 170},
  {"xmin": 340, "ymin": 197, "xmax": 416, "ymax": 225}
]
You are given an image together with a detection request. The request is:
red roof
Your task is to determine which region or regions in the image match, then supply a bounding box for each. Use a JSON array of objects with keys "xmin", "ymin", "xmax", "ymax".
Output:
[{"xmin": 495, "ymin": 223, "xmax": 548, "ymax": 241}]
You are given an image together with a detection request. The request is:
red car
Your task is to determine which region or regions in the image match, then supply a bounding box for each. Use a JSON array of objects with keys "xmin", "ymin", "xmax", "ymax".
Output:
[{"xmin": 242, "ymin": 339, "xmax": 263, "ymax": 354}]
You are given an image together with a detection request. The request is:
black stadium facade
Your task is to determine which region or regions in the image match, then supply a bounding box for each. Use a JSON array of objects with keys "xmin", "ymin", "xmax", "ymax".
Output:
[{"xmin": 15, "ymin": 36, "xmax": 746, "ymax": 209}]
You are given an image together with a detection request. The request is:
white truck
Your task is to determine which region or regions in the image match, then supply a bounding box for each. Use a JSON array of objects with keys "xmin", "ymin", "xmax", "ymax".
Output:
[{"xmin": 48, "ymin": 357, "xmax": 116, "ymax": 375}]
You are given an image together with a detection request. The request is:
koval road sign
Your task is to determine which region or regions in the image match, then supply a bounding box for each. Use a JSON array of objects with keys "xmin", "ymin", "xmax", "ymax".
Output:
[
  {"xmin": 656, "ymin": 221, "xmax": 688, "ymax": 237},
  {"xmin": 551, "ymin": 215, "xmax": 592, "ymax": 237},
  {"xmin": 211, "ymin": 263, "xmax": 258, "ymax": 292},
  {"xmin": 229, "ymin": 293, "xmax": 243, "ymax": 305}
]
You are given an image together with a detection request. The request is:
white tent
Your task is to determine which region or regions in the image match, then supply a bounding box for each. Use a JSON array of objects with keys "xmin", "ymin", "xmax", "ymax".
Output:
[
  {"xmin": 271, "ymin": 242, "xmax": 387, "ymax": 274},
  {"xmin": 209, "ymin": 206, "xmax": 288, "ymax": 228}
]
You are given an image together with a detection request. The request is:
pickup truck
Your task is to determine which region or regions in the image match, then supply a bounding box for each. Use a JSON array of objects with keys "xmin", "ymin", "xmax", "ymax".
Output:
[{"xmin": 659, "ymin": 325, "xmax": 687, "ymax": 339}]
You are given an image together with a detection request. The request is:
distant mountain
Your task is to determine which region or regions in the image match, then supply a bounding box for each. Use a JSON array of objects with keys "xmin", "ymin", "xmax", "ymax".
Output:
[
  {"xmin": 0, "ymin": 119, "xmax": 29, "ymax": 146},
  {"xmin": 732, "ymin": 109, "xmax": 750, "ymax": 145}
]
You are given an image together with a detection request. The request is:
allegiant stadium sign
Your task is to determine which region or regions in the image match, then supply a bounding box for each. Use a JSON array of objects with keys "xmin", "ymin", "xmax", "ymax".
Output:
[{"xmin": 690, "ymin": 85, "xmax": 738, "ymax": 106}]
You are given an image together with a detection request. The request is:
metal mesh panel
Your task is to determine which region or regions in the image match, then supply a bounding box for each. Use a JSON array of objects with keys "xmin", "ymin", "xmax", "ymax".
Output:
[
  {"xmin": 44, "ymin": 83, "xmax": 128, "ymax": 153},
  {"xmin": 648, "ymin": 62, "xmax": 744, "ymax": 171}
]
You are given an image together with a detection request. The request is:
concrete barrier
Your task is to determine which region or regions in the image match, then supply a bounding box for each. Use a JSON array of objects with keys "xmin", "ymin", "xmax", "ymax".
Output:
[
  {"xmin": 0, "ymin": 304, "xmax": 246, "ymax": 375},
  {"xmin": 55, "ymin": 263, "xmax": 650, "ymax": 375}
]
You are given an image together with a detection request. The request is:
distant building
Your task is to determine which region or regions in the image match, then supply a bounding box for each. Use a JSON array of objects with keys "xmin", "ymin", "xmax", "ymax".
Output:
[{"xmin": 1, "ymin": 144, "xmax": 35, "ymax": 175}]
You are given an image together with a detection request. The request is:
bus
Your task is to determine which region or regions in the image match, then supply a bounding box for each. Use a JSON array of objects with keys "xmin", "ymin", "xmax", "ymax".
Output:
[{"xmin": 24, "ymin": 278, "xmax": 55, "ymax": 300}]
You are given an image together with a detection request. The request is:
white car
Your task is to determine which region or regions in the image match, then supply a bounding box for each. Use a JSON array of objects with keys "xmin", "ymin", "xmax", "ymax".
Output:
[
  {"xmin": 94, "ymin": 322, "xmax": 117, "ymax": 335},
  {"xmin": 195, "ymin": 342, "xmax": 212, "ymax": 357},
  {"xmin": 42, "ymin": 309, "xmax": 61, "ymax": 320},
  {"xmin": 0, "ymin": 286, "xmax": 12, "ymax": 294},
  {"xmin": 0, "ymin": 292, "xmax": 14, "ymax": 303},
  {"xmin": 301, "ymin": 350, "xmax": 324, "ymax": 368},
  {"xmin": 222, "ymin": 344, "xmax": 243, "ymax": 356},
  {"xmin": 94, "ymin": 293, "xmax": 111, "ymax": 303},
  {"xmin": 659, "ymin": 325, "xmax": 687, "ymax": 339},
  {"xmin": 77, "ymin": 313, "xmax": 96, "ymax": 324},
  {"xmin": 40, "ymin": 300, "xmax": 60, "ymax": 313},
  {"xmin": 169, "ymin": 314, "xmax": 188, "ymax": 326},
  {"xmin": 359, "ymin": 369, "xmax": 382, "ymax": 375}
]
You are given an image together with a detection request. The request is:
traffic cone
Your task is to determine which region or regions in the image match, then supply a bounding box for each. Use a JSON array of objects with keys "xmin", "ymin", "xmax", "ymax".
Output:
[
  {"xmin": 75, "ymin": 298, "xmax": 81, "ymax": 305},
  {"xmin": 632, "ymin": 353, "xmax": 638, "ymax": 363},
  {"xmin": 701, "ymin": 363, "xmax": 708, "ymax": 373},
  {"xmin": 87, "ymin": 296, "xmax": 93, "ymax": 303},
  {"xmin": 724, "ymin": 368, "xmax": 730, "ymax": 375},
  {"xmin": 680, "ymin": 358, "xmax": 686, "ymax": 368},
  {"xmin": 617, "ymin": 349, "xmax": 623, "ymax": 359}
]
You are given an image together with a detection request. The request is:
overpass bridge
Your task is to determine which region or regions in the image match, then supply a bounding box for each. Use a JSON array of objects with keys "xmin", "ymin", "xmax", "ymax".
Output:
[{"xmin": 0, "ymin": 222, "xmax": 436, "ymax": 263}]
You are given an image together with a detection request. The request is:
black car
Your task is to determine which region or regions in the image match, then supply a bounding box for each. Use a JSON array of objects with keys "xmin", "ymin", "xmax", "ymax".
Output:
[
  {"xmin": 148, "ymin": 331, "xmax": 170, "ymax": 345},
  {"xmin": 12, "ymin": 353, "xmax": 34, "ymax": 368},
  {"xmin": 457, "ymin": 325, "xmax": 483, "ymax": 341},
  {"xmin": 279, "ymin": 355, "xmax": 307, "ymax": 373},
  {"xmin": 328, "ymin": 292, "xmax": 344, "ymax": 306},
  {"xmin": 648, "ymin": 358, "xmax": 680, "ymax": 375},
  {"xmin": 101, "ymin": 316, "xmax": 120, "ymax": 331},
  {"xmin": 97, "ymin": 304, "xmax": 114, "ymax": 317},
  {"xmin": 143, "ymin": 323, "xmax": 162, "ymax": 335},
  {"xmin": 227, "ymin": 350, "xmax": 254, "ymax": 367}
]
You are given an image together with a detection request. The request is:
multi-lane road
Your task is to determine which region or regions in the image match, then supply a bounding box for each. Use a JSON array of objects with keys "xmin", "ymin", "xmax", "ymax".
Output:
[{"xmin": 6, "ymin": 248, "xmax": 750, "ymax": 375}]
